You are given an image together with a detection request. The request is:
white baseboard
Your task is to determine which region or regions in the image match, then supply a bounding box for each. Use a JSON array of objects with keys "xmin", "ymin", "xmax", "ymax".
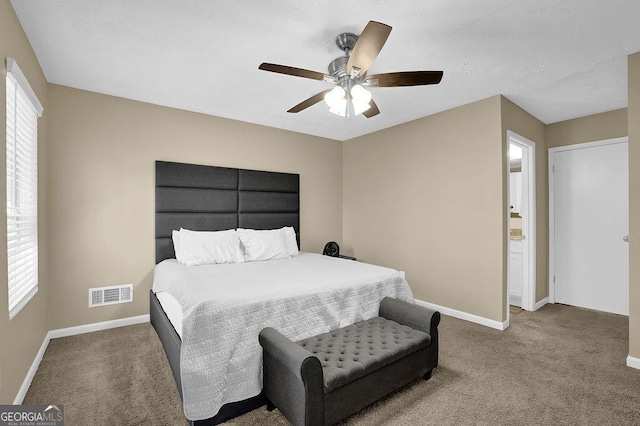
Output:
[
  {"xmin": 415, "ymin": 299, "xmax": 508, "ymax": 331},
  {"xmin": 627, "ymin": 355, "xmax": 640, "ymax": 370},
  {"xmin": 14, "ymin": 331, "xmax": 52, "ymax": 404},
  {"xmin": 15, "ymin": 314, "xmax": 150, "ymax": 403},
  {"xmin": 534, "ymin": 297, "xmax": 549, "ymax": 311},
  {"xmin": 48, "ymin": 314, "xmax": 150, "ymax": 339}
]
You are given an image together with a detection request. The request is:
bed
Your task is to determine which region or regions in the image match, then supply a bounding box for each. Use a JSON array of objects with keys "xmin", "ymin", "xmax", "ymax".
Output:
[{"xmin": 150, "ymin": 161, "xmax": 413, "ymax": 425}]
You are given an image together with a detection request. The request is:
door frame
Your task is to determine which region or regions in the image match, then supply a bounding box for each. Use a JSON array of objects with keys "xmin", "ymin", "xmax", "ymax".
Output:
[
  {"xmin": 548, "ymin": 136, "xmax": 629, "ymax": 303},
  {"xmin": 507, "ymin": 131, "xmax": 536, "ymax": 312}
]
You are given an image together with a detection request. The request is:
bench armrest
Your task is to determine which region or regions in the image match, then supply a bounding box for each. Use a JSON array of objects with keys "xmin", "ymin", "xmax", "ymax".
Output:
[
  {"xmin": 380, "ymin": 298, "xmax": 441, "ymax": 368},
  {"xmin": 259, "ymin": 327, "xmax": 320, "ymax": 380},
  {"xmin": 259, "ymin": 327, "xmax": 324, "ymax": 425},
  {"xmin": 379, "ymin": 297, "xmax": 441, "ymax": 337}
]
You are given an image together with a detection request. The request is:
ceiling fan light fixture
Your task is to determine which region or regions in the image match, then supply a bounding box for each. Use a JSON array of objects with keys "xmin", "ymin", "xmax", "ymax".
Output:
[
  {"xmin": 352, "ymin": 99, "xmax": 371, "ymax": 116},
  {"xmin": 329, "ymin": 100, "xmax": 347, "ymax": 117},
  {"xmin": 324, "ymin": 86, "xmax": 346, "ymax": 107},
  {"xmin": 350, "ymin": 84, "xmax": 372, "ymax": 115},
  {"xmin": 324, "ymin": 86, "xmax": 347, "ymax": 116}
]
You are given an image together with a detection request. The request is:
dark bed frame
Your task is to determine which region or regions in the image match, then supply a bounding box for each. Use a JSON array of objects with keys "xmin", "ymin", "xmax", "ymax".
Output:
[{"xmin": 150, "ymin": 160, "xmax": 300, "ymax": 425}]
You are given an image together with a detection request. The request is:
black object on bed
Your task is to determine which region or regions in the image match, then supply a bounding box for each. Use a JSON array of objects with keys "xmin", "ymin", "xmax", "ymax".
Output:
[{"xmin": 151, "ymin": 160, "xmax": 300, "ymax": 425}]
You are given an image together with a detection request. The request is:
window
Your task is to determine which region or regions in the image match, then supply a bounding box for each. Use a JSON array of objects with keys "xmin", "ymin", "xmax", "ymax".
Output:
[{"xmin": 6, "ymin": 58, "xmax": 42, "ymax": 319}]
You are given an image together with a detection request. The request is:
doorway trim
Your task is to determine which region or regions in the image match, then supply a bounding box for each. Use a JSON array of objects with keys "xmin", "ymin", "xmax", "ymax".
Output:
[
  {"xmin": 548, "ymin": 136, "xmax": 629, "ymax": 304},
  {"xmin": 507, "ymin": 131, "xmax": 537, "ymax": 312}
]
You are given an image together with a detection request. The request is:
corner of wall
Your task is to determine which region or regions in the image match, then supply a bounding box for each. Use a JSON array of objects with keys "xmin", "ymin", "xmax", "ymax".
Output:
[{"xmin": 628, "ymin": 51, "xmax": 640, "ymax": 360}]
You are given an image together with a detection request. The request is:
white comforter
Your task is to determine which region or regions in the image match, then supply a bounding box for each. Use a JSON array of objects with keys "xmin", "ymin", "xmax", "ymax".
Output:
[{"xmin": 152, "ymin": 252, "xmax": 414, "ymax": 420}]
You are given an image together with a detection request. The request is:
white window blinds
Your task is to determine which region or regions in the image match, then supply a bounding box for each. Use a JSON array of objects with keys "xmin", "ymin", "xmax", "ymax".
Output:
[{"xmin": 6, "ymin": 58, "xmax": 42, "ymax": 320}]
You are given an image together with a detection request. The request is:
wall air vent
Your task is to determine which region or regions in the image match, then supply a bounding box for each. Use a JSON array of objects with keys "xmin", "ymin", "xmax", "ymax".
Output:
[{"xmin": 89, "ymin": 284, "xmax": 133, "ymax": 307}]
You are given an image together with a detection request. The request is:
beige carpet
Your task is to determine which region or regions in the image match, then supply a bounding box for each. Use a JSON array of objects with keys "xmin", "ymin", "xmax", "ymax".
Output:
[{"xmin": 24, "ymin": 304, "xmax": 640, "ymax": 425}]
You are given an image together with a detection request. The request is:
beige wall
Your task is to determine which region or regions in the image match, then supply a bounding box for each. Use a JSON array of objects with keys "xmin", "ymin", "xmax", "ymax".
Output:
[
  {"xmin": 343, "ymin": 96, "xmax": 505, "ymax": 322},
  {"xmin": 47, "ymin": 84, "xmax": 343, "ymax": 329},
  {"xmin": 0, "ymin": 0, "xmax": 50, "ymax": 403},
  {"xmin": 546, "ymin": 108, "xmax": 628, "ymax": 148},
  {"xmin": 629, "ymin": 52, "xmax": 640, "ymax": 360},
  {"xmin": 500, "ymin": 97, "xmax": 548, "ymax": 308}
]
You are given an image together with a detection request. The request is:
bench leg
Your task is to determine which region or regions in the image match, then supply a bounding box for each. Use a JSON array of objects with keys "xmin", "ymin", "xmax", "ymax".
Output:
[
  {"xmin": 266, "ymin": 400, "xmax": 276, "ymax": 412},
  {"xmin": 423, "ymin": 369, "xmax": 433, "ymax": 381}
]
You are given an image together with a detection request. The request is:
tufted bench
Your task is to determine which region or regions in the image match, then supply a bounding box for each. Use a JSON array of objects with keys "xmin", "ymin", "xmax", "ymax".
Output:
[{"xmin": 259, "ymin": 297, "xmax": 440, "ymax": 426}]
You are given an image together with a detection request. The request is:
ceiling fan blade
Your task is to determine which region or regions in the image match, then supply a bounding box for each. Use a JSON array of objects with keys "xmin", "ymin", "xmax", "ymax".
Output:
[
  {"xmin": 259, "ymin": 63, "xmax": 328, "ymax": 81},
  {"xmin": 366, "ymin": 71, "xmax": 444, "ymax": 87},
  {"xmin": 346, "ymin": 21, "xmax": 392, "ymax": 77},
  {"xmin": 287, "ymin": 89, "xmax": 332, "ymax": 113},
  {"xmin": 363, "ymin": 99, "xmax": 380, "ymax": 118}
]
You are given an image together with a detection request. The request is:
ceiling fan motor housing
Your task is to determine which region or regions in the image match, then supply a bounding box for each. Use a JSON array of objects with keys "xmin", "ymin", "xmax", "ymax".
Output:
[
  {"xmin": 329, "ymin": 56, "xmax": 365, "ymax": 92},
  {"xmin": 328, "ymin": 56, "xmax": 349, "ymax": 78},
  {"xmin": 329, "ymin": 32, "xmax": 367, "ymax": 90}
]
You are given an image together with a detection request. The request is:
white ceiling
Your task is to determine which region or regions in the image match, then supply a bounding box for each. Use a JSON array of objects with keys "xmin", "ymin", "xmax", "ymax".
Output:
[{"xmin": 11, "ymin": 0, "xmax": 640, "ymax": 141}]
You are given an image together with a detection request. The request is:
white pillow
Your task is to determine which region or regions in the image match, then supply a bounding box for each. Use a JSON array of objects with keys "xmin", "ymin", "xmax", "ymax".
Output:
[
  {"xmin": 172, "ymin": 230, "xmax": 183, "ymax": 261},
  {"xmin": 237, "ymin": 228, "xmax": 290, "ymax": 262},
  {"xmin": 177, "ymin": 229, "xmax": 245, "ymax": 266},
  {"xmin": 281, "ymin": 226, "xmax": 299, "ymax": 257}
]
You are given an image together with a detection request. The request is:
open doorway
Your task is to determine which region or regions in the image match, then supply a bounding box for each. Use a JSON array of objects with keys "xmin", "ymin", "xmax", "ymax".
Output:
[{"xmin": 507, "ymin": 131, "xmax": 536, "ymax": 315}]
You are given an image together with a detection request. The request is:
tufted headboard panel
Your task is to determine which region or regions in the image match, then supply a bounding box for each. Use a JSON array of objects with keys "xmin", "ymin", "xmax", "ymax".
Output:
[{"xmin": 155, "ymin": 161, "xmax": 300, "ymax": 263}]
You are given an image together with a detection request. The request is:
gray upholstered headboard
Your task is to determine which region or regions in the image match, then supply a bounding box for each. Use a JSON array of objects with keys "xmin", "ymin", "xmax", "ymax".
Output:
[{"xmin": 155, "ymin": 161, "xmax": 300, "ymax": 264}]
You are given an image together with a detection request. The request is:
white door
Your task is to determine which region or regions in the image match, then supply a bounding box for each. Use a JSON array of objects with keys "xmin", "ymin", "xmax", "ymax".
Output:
[
  {"xmin": 509, "ymin": 240, "xmax": 522, "ymax": 307},
  {"xmin": 551, "ymin": 139, "xmax": 629, "ymax": 315},
  {"xmin": 510, "ymin": 172, "xmax": 522, "ymax": 214}
]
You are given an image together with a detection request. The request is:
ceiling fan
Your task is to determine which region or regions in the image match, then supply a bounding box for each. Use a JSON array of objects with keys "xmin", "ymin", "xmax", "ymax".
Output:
[{"xmin": 258, "ymin": 21, "xmax": 443, "ymax": 118}]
